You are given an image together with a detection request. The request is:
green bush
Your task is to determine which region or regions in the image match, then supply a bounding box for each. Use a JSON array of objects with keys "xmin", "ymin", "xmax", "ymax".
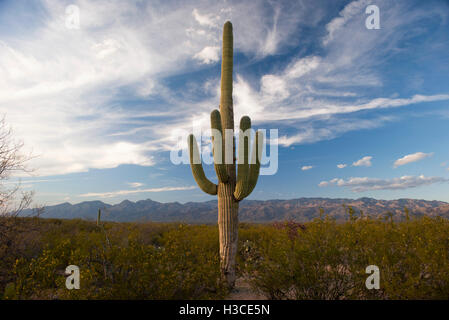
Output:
[
  {"xmin": 2, "ymin": 214, "xmax": 449, "ymax": 300},
  {"xmin": 240, "ymin": 215, "xmax": 449, "ymax": 299},
  {"xmin": 10, "ymin": 221, "xmax": 226, "ymax": 299}
]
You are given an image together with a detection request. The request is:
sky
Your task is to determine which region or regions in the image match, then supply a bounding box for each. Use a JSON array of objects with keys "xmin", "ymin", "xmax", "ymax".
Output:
[{"xmin": 1, "ymin": 0, "xmax": 449, "ymax": 206}]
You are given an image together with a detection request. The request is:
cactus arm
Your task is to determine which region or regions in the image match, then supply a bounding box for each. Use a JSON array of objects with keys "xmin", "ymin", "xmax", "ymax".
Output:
[
  {"xmin": 234, "ymin": 116, "xmax": 251, "ymax": 201},
  {"xmin": 211, "ymin": 109, "xmax": 229, "ymax": 183},
  {"xmin": 188, "ymin": 134, "xmax": 218, "ymax": 195},
  {"xmin": 240, "ymin": 130, "xmax": 263, "ymax": 199}
]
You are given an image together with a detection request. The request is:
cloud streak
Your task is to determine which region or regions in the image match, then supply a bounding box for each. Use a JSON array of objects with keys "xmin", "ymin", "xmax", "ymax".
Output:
[
  {"xmin": 127, "ymin": 182, "xmax": 144, "ymax": 188},
  {"xmin": 80, "ymin": 186, "xmax": 196, "ymax": 198},
  {"xmin": 319, "ymin": 175, "xmax": 447, "ymax": 192}
]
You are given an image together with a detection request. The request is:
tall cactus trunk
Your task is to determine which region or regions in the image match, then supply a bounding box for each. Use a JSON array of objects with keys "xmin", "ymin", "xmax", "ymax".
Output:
[
  {"xmin": 218, "ymin": 183, "xmax": 239, "ymax": 287},
  {"xmin": 218, "ymin": 21, "xmax": 238, "ymax": 288}
]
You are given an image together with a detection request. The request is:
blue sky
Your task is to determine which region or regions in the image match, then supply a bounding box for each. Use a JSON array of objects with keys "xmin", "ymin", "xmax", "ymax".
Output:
[{"xmin": 1, "ymin": 0, "xmax": 449, "ymax": 205}]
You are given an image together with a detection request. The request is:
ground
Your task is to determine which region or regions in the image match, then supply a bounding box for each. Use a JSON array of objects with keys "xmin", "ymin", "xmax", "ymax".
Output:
[{"xmin": 226, "ymin": 277, "xmax": 266, "ymax": 300}]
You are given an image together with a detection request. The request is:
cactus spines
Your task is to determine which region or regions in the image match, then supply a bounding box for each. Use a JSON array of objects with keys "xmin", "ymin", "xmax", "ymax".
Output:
[{"xmin": 187, "ymin": 21, "xmax": 263, "ymax": 288}]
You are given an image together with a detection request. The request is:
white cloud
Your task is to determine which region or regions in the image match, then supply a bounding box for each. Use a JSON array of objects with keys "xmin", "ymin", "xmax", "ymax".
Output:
[
  {"xmin": 136, "ymin": 78, "xmax": 156, "ymax": 97},
  {"xmin": 2, "ymin": 0, "xmax": 448, "ymax": 180},
  {"xmin": 127, "ymin": 182, "xmax": 144, "ymax": 188},
  {"xmin": 260, "ymin": 6, "xmax": 281, "ymax": 55},
  {"xmin": 322, "ymin": 0, "xmax": 372, "ymax": 46},
  {"xmin": 286, "ymin": 56, "xmax": 321, "ymax": 79},
  {"xmin": 394, "ymin": 152, "xmax": 433, "ymax": 168},
  {"xmin": 194, "ymin": 46, "xmax": 220, "ymax": 64},
  {"xmin": 259, "ymin": 94, "xmax": 449, "ymax": 124},
  {"xmin": 318, "ymin": 175, "xmax": 447, "ymax": 192},
  {"xmin": 80, "ymin": 186, "xmax": 196, "ymax": 198},
  {"xmin": 352, "ymin": 156, "xmax": 372, "ymax": 167},
  {"xmin": 337, "ymin": 164, "xmax": 347, "ymax": 169},
  {"xmin": 260, "ymin": 75, "xmax": 289, "ymax": 100},
  {"xmin": 2, "ymin": 0, "xmax": 303, "ymax": 177},
  {"xmin": 277, "ymin": 117, "xmax": 393, "ymax": 147},
  {"xmin": 192, "ymin": 8, "xmax": 217, "ymax": 27},
  {"xmin": 27, "ymin": 140, "xmax": 155, "ymax": 176},
  {"xmin": 301, "ymin": 165, "xmax": 313, "ymax": 171}
]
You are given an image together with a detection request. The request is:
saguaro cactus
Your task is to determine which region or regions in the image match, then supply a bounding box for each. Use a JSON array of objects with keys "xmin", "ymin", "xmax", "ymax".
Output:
[
  {"xmin": 97, "ymin": 208, "xmax": 101, "ymax": 226},
  {"xmin": 188, "ymin": 21, "xmax": 263, "ymax": 288}
]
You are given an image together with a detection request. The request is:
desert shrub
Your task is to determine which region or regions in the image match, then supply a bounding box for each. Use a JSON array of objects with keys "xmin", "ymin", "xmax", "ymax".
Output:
[
  {"xmin": 8, "ymin": 222, "xmax": 226, "ymax": 299},
  {"xmin": 3, "ymin": 214, "xmax": 449, "ymax": 300},
  {"xmin": 241, "ymin": 215, "xmax": 449, "ymax": 299}
]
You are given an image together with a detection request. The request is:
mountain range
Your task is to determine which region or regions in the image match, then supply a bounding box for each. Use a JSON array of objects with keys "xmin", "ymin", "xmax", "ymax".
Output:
[{"xmin": 21, "ymin": 197, "xmax": 449, "ymax": 223}]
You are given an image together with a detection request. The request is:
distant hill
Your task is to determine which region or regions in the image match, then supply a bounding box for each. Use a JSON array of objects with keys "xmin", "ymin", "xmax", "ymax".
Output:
[{"xmin": 21, "ymin": 197, "xmax": 449, "ymax": 223}]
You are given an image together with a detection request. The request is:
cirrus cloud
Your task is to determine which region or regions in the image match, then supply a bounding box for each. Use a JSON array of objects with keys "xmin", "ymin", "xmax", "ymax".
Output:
[
  {"xmin": 318, "ymin": 175, "xmax": 447, "ymax": 192},
  {"xmin": 80, "ymin": 186, "xmax": 196, "ymax": 198}
]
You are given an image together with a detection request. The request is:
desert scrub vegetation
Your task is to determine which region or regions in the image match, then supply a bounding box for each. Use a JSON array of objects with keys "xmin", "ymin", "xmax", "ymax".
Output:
[
  {"xmin": 1, "ymin": 219, "xmax": 226, "ymax": 299},
  {"xmin": 240, "ymin": 213, "xmax": 449, "ymax": 299},
  {"xmin": 1, "ymin": 212, "xmax": 449, "ymax": 300}
]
